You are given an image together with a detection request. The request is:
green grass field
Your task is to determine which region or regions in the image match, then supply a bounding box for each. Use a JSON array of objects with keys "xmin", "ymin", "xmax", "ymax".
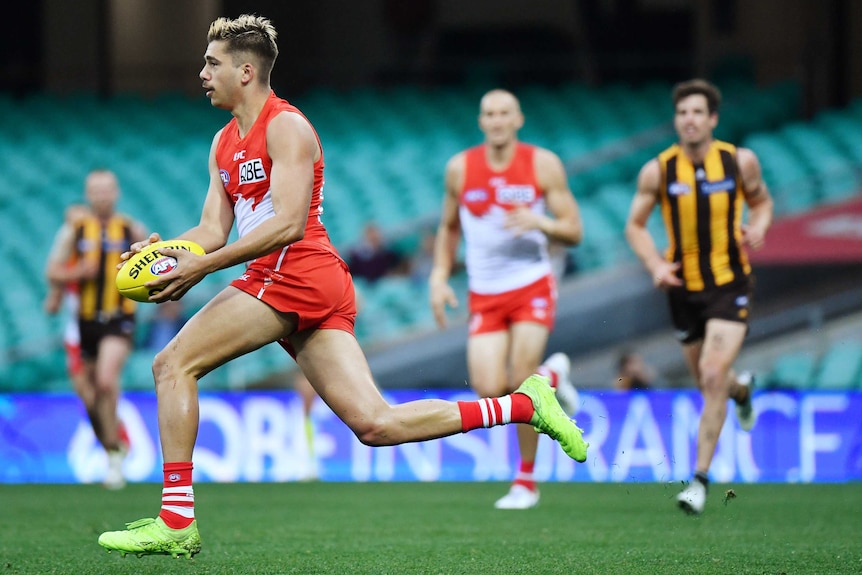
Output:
[{"xmin": 1, "ymin": 482, "xmax": 859, "ymax": 575}]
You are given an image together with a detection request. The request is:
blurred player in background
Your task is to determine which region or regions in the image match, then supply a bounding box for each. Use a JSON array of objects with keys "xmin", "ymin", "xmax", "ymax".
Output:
[
  {"xmin": 97, "ymin": 14, "xmax": 587, "ymax": 559},
  {"xmin": 430, "ymin": 89, "xmax": 583, "ymax": 509},
  {"xmin": 625, "ymin": 79, "xmax": 773, "ymax": 515},
  {"xmin": 292, "ymin": 370, "xmax": 320, "ymax": 481},
  {"xmin": 44, "ymin": 204, "xmax": 90, "ymax": 390},
  {"xmin": 44, "ymin": 171, "xmax": 147, "ymax": 489}
]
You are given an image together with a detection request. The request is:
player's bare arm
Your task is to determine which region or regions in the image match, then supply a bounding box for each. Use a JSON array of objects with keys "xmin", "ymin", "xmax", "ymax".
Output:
[
  {"xmin": 737, "ymin": 147, "xmax": 773, "ymax": 250},
  {"xmin": 626, "ymin": 159, "xmax": 681, "ymax": 289},
  {"xmin": 122, "ymin": 130, "xmax": 234, "ymax": 265},
  {"xmin": 178, "ymin": 129, "xmax": 236, "ymax": 252},
  {"xmin": 506, "ymin": 147, "xmax": 582, "ymax": 245},
  {"xmin": 150, "ymin": 111, "xmax": 317, "ymax": 302},
  {"xmin": 44, "ymin": 223, "xmax": 76, "ymax": 312},
  {"xmin": 45, "ymin": 223, "xmax": 99, "ymax": 283},
  {"xmin": 429, "ymin": 153, "xmax": 464, "ymax": 328}
]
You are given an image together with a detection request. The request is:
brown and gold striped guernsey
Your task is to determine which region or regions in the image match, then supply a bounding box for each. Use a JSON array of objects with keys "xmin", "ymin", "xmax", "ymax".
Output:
[
  {"xmin": 658, "ymin": 140, "xmax": 750, "ymax": 292},
  {"xmin": 73, "ymin": 215, "xmax": 137, "ymax": 320}
]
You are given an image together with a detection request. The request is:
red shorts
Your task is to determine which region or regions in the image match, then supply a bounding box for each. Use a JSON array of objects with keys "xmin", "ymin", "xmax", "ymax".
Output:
[
  {"xmin": 468, "ymin": 274, "xmax": 557, "ymax": 336},
  {"xmin": 231, "ymin": 242, "xmax": 357, "ymax": 358}
]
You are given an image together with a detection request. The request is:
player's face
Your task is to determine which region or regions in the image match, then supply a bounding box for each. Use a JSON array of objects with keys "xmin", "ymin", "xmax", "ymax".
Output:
[
  {"xmin": 200, "ymin": 41, "xmax": 241, "ymax": 109},
  {"xmin": 85, "ymin": 172, "xmax": 119, "ymax": 218},
  {"xmin": 478, "ymin": 93, "xmax": 524, "ymax": 147},
  {"xmin": 674, "ymin": 94, "xmax": 718, "ymax": 147}
]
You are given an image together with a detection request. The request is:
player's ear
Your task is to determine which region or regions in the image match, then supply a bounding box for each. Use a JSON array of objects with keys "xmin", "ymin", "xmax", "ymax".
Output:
[{"xmin": 241, "ymin": 62, "xmax": 255, "ymax": 86}]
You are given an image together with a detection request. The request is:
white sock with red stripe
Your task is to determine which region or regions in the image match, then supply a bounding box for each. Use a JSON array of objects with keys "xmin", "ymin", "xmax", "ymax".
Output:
[
  {"xmin": 159, "ymin": 462, "xmax": 195, "ymax": 529},
  {"xmin": 457, "ymin": 394, "xmax": 534, "ymax": 432}
]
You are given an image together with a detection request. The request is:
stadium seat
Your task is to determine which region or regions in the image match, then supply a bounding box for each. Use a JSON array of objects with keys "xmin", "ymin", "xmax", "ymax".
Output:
[
  {"xmin": 0, "ymin": 78, "xmax": 818, "ymax": 391},
  {"xmin": 593, "ymin": 182, "xmax": 635, "ymax": 228},
  {"xmin": 575, "ymin": 200, "xmax": 628, "ymax": 271},
  {"xmin": 765, "ymin": 352, "xmax": 818, "ymax": 390},
  {"xmin": 811, "ymin": 341, "xmax": 862, "ymax": 391}
]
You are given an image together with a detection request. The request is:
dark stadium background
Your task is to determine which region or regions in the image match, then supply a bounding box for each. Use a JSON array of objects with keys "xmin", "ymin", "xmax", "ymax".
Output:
[{"xmin": 1, "ymin": 0, "xmax": 861, "ymax": 391}]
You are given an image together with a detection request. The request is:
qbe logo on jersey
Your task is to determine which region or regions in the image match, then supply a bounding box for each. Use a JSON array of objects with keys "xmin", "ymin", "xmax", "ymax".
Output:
[{"xmin": 239, "ymin": 158, "xmax": 267, "ymax": 185}]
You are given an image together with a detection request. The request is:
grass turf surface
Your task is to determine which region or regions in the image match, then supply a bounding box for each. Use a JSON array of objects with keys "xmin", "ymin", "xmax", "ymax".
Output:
[{"xmin": 0, "ymin": 482, "xmax": 859, "ymax": 574}]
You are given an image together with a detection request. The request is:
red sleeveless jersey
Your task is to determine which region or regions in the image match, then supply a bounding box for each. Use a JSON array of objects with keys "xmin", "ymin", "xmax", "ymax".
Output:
[
  {"xmin": 459, "ymin": 142, "xmax": 551, "ymax": 294},
  {"xmin": 460, "ymin": 142, "xmax": 542, "ymax": 216},
  {"xmin": 215, "ymin": 91, "xmax": 336, "ymax": 268}
]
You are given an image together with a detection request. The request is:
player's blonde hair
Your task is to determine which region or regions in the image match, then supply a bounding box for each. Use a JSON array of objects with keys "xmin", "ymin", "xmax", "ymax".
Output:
[{"xmin": 207, "ymin": 14, "xmax": 278, "ymax": 84}]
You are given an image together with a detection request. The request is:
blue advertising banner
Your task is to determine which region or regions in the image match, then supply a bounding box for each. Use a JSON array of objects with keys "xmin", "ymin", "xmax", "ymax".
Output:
[{"xmin": 1, "ymin": 390, "xmax": 860, "ymax": 484}]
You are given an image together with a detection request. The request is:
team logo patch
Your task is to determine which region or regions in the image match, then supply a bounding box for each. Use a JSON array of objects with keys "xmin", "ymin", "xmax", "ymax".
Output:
[
  {"xmin": 464, "ymin": 189, "xmax": 488, "ymax": 202},
  {"xmin": 701, "ymin": 177, "xmax": 736, "ymax": 194},
  {"xmin": 239, "ymin": 158, "xmax": 267, "ymax": 185},
  {"xmin": 219, "ymin": 169, "xmax": 230, "ymax": 185},
  {"xmin": 168, "ymin": 473, "xmax": 181, "ymax": 482},
  {"xmin": 462, "ymin": 188, "xmax": 492, "ymax": 216},
  {"xmin": 531, "ymin": 297, "xmax": 549, "ymax": 309},
  {"xmin": 668, "ymin": 182, "xmax": 691, "ymax": 196},
  {"xmin": 150, "ymin": 256, "xmax": 177, "ymax": 276},
  {"xmin": 531, "ymin": 297, "xmax": 549, "ymax": 320},
  {"xmin": 496, "ymin": 184, "xmax": 536, "ymax": 205}
]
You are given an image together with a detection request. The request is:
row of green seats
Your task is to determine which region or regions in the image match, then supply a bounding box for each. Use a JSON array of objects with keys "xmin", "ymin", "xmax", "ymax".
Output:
[{"xmin": 764, "ymin": 340, "xmax": 862, "ymax": 391}]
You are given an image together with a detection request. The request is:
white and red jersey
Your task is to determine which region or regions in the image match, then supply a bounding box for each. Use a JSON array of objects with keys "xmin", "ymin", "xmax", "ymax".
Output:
[
  {"xmin": 459, "ymin": 143, "xmax": 551, "ymax": 294},
  {"xmin": 215, "ymin": 91, "xmax": 338, "ymax": 269}
]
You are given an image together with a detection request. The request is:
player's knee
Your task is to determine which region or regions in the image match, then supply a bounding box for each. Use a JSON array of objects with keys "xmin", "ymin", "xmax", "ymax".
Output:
[
  {"xmin": 93, "ymin": 378, "xmax": 116, "ymax": 396},
  {"xmin": 350, "ymin": 408, "xmax": 398, "ymax": 447},
  {"xmin": 151, "ymin": 348, "xmax": 194, "ymax": 389},
  {"xmin": 698, "ymin": 363, "xmax": 727, "ymax": 395}
]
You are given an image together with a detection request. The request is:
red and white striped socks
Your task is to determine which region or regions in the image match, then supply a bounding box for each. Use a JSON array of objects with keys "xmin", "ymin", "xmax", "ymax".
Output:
[
  {"xmin": 158, "ymin": 462, "xmax": 195, "ymax": 529},
  {"xmin": 457, "ymin": 393, "xmax": 534, "ymax": 433}
]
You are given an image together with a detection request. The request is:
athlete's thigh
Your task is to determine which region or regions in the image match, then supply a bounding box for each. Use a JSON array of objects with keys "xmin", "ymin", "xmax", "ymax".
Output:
[
  {"xmin": 701, "ymin": 318, "xmax": 747, "ymax": 372},
  {"xmin": 467, "ymin": 330, "xmax": 510, "ymax": 397},
  {"xmin": 167, "ymin": 286, "xmax": 299, "ymax": 378},
  {"xmin": 75, "ymin": 359, "xmax": 98, "ymax": 400},
  {"xmin": 94, "ymin": 335, "xmax": 132, "ymax": 384},
  {"xmin": 681, "ymin": 340, "xmax": 703, "ymax": 388},
  {"xmin": 508, "ymin": 321, "xmax": 550, "ymax": 386},
  {"xmin": 289, "ymin": 328, "xmax": 388, "ymax": 427}
]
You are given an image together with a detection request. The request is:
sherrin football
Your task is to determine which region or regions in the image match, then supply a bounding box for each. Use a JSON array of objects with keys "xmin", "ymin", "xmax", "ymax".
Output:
[{"xmin": 115, "ymin": 240, "xmax": 205, "ymax": 302}]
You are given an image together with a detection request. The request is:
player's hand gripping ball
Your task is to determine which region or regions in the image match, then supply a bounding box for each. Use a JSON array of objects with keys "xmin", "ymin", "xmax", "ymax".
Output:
[{"xmin": 115, "ymin": 240, "xmax": 205, "ymax": 302}]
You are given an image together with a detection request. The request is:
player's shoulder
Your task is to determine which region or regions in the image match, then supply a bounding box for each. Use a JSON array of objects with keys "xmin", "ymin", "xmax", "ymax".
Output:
[
  {"xmin": 530, "ymin": 144, "xmax": 565, "ymax": 167},
  {"xmin": 733, "ymin": 145, "xmax": 759, "ymax": 162},
  {"xmin": 636, "ymin": 157, "xmax": 662, "ymax": 190},
  {"xmin": 267, "ymin": 109, "xmax": 317, "ymax": 144},
  {"xmin": 445, "ymin": 149, "xmax": 468, "ymax": 173},
  {"xmin": 734, "ymin": 146, "xmax": 762, "ymax": 175}
]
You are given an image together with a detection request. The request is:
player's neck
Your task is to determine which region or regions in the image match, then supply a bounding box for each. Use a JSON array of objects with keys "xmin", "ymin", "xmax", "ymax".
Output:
[
  {"xmin": 232, "ymin": 88, "xmax": 271, "ymax": 138},
  {"xmin": 485, "ymin": 139, "xmax": 517, "ymax": 171},
  {"xmin": 93, "ymin": 209, "xmax": 114, "ymax": 224},
  {"xmin": 680, "ymin": 138, "xmax": 712, "ymax": 164}
]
